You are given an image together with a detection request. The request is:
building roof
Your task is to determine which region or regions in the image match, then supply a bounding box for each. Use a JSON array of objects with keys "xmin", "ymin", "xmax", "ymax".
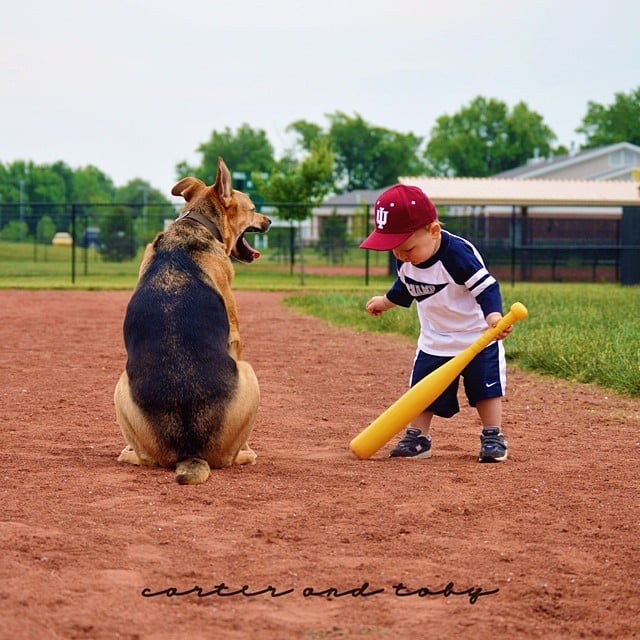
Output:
[
  {"xmin": 320, "ymin": 189, "xmax": 382, "ymax": 206},
  {"xmin": 397, "ymin": 176, "xmax": 640, "ymax": 207},
  {"xmin": 495, "ymin": 142, "xmax": 640, "ymax": 180}
]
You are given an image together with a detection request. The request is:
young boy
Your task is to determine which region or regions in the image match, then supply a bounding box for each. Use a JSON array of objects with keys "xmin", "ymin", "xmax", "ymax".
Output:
[{"xmin": 361, "ymin": 184, "xmax": 512, "ymax": 462}]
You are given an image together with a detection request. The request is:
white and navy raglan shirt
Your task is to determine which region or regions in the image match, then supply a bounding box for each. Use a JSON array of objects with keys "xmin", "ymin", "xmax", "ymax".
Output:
[{"xmin": 385, "ymin": 230, "xmax": 503, "ymax": 357}]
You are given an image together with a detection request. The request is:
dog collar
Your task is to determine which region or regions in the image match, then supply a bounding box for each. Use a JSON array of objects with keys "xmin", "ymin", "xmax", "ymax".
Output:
[{"xmin": 176, "ymin": 210, "xmax": 223, "ymax": 243}]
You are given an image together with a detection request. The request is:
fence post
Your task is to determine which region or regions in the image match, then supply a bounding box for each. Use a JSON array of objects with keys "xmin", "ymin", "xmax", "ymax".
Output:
[
  {"xmin": 82, "ymin": 213, "xmax": 89, "ymax": 276},
  {"xmin": 510, "ymin": 206, "xmax": 516, "ymax": 286},
  {"xmin": 364, "ymin": 205, "xmax": 370, "ymax": 287},
  {"xmin": 519, "ymin": 206, "xmax": 529, "ymax": 282},
  {"xmin": 71, "ymin": 203, "xmax": 76, "ymax": 284},
  {"xmin": 620, "ymin": 206, "xmax": 640, "ymax": 285}
]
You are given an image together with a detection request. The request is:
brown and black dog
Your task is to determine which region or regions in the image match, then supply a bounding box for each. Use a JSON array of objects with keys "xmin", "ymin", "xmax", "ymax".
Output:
[{"xmin": 114, "ymin": 157, "xmax": 270, "ymax": 484}]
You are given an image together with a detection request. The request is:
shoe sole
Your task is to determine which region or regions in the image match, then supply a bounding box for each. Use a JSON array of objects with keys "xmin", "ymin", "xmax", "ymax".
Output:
[
  {"xmin": 478, "ymin": 452, "xmax": 508, "ymax": 463},
  {"xmin": 389, "ymin": 450, "xmax": 432, "ymax": 459}
]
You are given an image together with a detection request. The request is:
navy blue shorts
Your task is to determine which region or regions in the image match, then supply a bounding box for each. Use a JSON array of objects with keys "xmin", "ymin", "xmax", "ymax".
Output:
[{"xmin": 410, "ymin": 342, "xmax": 506, "ymax": 418}]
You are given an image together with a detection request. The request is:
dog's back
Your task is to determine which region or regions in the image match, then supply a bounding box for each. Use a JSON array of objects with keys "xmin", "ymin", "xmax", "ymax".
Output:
[
  {"xmin": 114, "ymin": 157, "xmax": 267, "ymax": 484},
  {"xmin": 124, "ymin": 243, "xmax": 238, "ymax": 463}
]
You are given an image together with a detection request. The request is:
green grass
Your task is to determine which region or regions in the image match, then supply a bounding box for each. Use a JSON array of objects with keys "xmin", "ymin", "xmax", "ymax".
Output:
[
  {"xmin": 0, "ymin": 241, "xmax": 139, "ymax": 289},
  {"xmin": 0, "ymin": 241, "xmax": 391, "ymax": 291},
  {"xmin": 283, "ymin": 283, "xmax": 640, "ymax": 397}
]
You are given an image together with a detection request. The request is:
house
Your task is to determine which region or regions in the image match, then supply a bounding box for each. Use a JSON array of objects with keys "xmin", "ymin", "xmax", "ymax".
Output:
[{"xmin": 495, "ymin": 142, "xmax": 640, "ymax": 181}]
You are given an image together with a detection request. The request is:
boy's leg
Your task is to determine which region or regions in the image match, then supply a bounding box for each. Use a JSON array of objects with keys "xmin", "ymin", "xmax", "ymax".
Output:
[
  {"xmin": 476, "ymin": 397, "xmax": 502, "ymax": 428},
  {"xmin": 475, "ymin": 398, "xmax": 508, "ymax": 463},
  {"xmin": 464, "ymin": 343, "xmax": 508, "ymax": 463},
  {"xmin": 412, "ymin": 410, "xmax": 434, "ymax": 435},
  {"xmin": 388, "ymin": 350, "xmax": 460, "ymax": 459}
]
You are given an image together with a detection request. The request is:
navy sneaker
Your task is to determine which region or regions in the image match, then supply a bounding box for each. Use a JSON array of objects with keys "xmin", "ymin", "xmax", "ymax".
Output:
[
  {"xmin": 389, "ymin": 428, "xmax": 432, "ymax": 459},
  {"xmin": 478, "ymin": 427, "xmax": 508, "ymax": 463}
]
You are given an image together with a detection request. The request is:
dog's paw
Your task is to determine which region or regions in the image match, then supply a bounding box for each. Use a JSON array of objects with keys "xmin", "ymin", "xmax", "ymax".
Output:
[
  {"xmin": 234, "ymin": 447, "xmax": 257, "ymax": 466},
  {"xmin": 117, "ymin": 446, "xmax": 142, "ymax": 465}
]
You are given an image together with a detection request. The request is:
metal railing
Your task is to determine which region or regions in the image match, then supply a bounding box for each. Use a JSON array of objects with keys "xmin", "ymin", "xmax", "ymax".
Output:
[{"xmin": 1, "ymin": 200, "xmax": 638, "ymax": 285}]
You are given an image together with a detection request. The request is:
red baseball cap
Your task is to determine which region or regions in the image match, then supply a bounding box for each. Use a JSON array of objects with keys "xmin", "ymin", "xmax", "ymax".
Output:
[{"xmin": 360, "ymin": 184, "xmax": 438, "ymax": 251}]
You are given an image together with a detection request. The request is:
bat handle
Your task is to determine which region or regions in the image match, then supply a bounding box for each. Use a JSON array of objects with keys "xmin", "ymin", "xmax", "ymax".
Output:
[{"xmin": 471, "ymin": 302, "xmax": 528, "ymax": 355}]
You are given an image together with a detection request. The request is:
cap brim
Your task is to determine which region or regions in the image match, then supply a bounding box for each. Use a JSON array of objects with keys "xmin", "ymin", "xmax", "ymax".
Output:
[{"xmin": 359, "ymin": 230, "xmax": 413, "ymax": 251}]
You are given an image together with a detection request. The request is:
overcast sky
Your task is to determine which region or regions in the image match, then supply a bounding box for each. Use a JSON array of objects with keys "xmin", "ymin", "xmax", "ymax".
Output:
[{"xmin": 1, "ymin": 0, "xmax": 638, "ymax": 194}]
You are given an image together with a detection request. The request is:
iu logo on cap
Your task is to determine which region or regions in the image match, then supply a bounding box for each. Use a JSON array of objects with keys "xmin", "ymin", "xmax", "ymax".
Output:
[{"xmin": 375, "ymin": 206, "xmax": 389, "ymax": 229}]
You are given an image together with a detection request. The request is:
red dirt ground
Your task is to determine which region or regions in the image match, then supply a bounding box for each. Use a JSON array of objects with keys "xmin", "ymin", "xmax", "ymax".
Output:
[{"xmin": 1, "ymin": 289, "xmax": 639, "ymax": 640}]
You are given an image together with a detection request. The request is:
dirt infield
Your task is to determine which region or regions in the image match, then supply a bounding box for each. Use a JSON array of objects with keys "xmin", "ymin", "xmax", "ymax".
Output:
[{"xmin": 1, "ymin": 289, "xmax": 639, "ymax": 640}]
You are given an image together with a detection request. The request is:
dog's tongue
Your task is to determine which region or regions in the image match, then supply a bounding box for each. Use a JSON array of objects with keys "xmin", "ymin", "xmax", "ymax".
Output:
[{"xmin": 244, "ymin": 236, "xmax": 260, "ymax": 260}]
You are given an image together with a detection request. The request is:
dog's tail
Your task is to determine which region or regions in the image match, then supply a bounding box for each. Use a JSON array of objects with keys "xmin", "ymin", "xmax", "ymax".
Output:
[{"xmin": 175, "ymin": 458, "xmax": 211, "ymax": 485}]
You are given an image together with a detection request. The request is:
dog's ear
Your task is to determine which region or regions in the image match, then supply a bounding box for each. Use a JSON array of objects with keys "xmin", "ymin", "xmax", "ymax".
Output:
[
  {"xmin": 213, "ymin": 156, "xmax": 233, "ymax": 203},
  {"xmin": 171, "ymin": 177, "xmax": 206, "ymax": 202}
]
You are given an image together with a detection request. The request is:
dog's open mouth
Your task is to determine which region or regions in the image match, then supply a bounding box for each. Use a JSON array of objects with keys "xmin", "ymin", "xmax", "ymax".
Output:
[{"xmin": 232, "ymin": 227, "xmax": 263, "ymax": 263}]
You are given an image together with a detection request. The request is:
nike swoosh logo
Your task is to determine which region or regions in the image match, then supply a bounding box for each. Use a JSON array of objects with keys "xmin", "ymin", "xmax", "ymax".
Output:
[{"xmin": 485, "ymin": 381, "xmax": 499, "ymax": 388}]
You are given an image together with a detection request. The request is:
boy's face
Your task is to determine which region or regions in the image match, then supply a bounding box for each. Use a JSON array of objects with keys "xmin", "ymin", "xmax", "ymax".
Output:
[{"xmin": 392, "ymin": 224, "xmax": 441, "ymax": 264}]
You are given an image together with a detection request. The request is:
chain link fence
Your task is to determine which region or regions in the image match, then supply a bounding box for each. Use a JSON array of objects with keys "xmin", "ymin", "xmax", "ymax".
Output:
[{"xmin": 0, "ymin": 200, "xmax": 638, "ymax": 284}]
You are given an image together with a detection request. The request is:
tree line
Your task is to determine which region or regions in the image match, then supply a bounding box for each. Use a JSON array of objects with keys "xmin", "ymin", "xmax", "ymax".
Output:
[{"xmin": 1, "ymin": 88, "xmax": 638, "ymax": 237}]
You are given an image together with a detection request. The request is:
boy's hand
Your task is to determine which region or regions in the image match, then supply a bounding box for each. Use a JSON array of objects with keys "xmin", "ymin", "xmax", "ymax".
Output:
[
  {"xmin": 486, "ymin": 312, "xmax": 513, "ymax": 340},
  {"xmin": 366, "ymin": 295, "xmax": 395, "ymax": 316}
]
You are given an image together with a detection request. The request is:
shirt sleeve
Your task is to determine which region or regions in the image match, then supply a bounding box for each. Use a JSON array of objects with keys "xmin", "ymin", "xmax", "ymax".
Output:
[
  {"xmin": 442, "ymin": 234, "xmax": 503, "ymax": 318},
  {"xmin": 386, "ymin": 276, "xmax": 414, "ymax": 308},
  {"xmin": 476, "ymin": 281, "xmax": 503, "ymax": 317}
]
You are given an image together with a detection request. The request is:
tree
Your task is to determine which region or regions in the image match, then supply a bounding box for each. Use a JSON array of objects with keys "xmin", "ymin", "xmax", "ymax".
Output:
[
  {"xmin": 114, "ymin": 179, "xmax": 174, "ymax": 246},
  {"xmin": 35, "ymin": 215, "xmax": 57, "ymax": 260},
  {"xmin": 369, "ymin": 128, "xmax": 427, "ymax": 187},
  {"xmin": 0, "ymin": 161, "xmax": 32, "ymax": 235},
  {"xmin": 0, "ymin": 220, "xmax": 29, "ymax": 242},
  {"xmin": 505, "ymin": 102, "xmax": 568, "ymax": 164},
  {"xmin": 72, "ymin": 165, "xmax": 115, "ymax": 202},
  {"xmin": 98, "ymin": 207, "xmax": 137, "ymax": 262},
  {"xmin": 576, "ymin": 87, "xmax": 640, "ymax": 148},
  {"xmin": 326, "ymin": 111, "xmax": 426, "ymax": 191},
  {"xmin": 28, "ymin": 165, "xmax": 68, "ymax": 233},
  {"xmin": 68, "ymin": 166, "xmax": 117, "ymax": 245},
  {"xmin": 36, "ymin": 215, "xmax": 57, "ymax": 244},
  {"xmin": 50, "ymin": 161, "xmax": 75, "ymax": 200},
  {"xmin": 318, "ymin": 211, "xmax": 348, "ymax": 264},
  {"xmin": 424, "ymin": 96, "xmax": 558, "ymax": 177},
  {"xmin": 286, "ymin": 120, "xmax": 324, "ymax": 152},
  {"xmin": 253, "ymin": 139, "xmax": 335, "ymax": 269},
  {"xmin": 182, "ymin": 124, "xmax": 276, "ymax": 183},
  {"xmin": 287, "ymin": 112, "xmax": 426, "ymax": 192},
  {"xmin": 256, "ymin": 139, "xmax": 335, "ymax": 218}
]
